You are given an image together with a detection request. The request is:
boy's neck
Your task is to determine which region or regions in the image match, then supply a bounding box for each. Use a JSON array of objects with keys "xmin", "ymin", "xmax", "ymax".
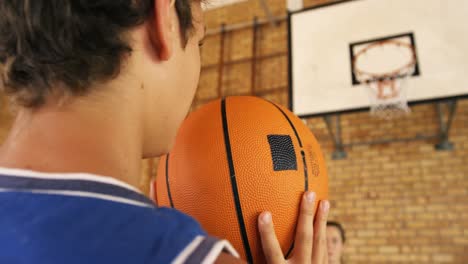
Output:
[{"xmin": 0, "ymin": 100, "xmax": 144, "ymax": 191}]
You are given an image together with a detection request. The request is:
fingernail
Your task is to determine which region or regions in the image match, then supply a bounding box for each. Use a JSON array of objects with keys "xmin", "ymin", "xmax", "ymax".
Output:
[
  {"xmin": 321, "ymin": 200, "xmax": 330, "ymax": 212},
  {"xmin": 261, "ymin": 212, "xmax": 272, "ymax": 224},
  {"xmin": 305, "ymin": 192, "xmax": 316, "ymax": 203}
]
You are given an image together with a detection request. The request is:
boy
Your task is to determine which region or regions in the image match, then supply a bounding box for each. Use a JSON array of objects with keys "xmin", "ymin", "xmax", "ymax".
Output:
[{"xmin": 0, "ymin": 0, "xmax": 329, "ymax": 263}]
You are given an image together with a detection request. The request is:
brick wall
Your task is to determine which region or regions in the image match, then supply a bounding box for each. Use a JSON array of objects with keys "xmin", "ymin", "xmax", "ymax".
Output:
[{"xmin": 198, "ymin": 0, "xmax": 468, "ymax": 263}]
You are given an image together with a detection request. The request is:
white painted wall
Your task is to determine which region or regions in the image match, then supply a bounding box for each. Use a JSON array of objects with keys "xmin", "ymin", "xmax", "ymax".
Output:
[
  {"xmin": 203, "ymin": 0, "xmax": 248, "ymax": 10},
  {"xmin": 287, "ymin": 0, "xmax": 303, "ymax": 12}
]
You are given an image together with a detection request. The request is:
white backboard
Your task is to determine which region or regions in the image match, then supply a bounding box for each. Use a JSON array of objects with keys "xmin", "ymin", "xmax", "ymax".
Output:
[{"xmin": 288, "ymin": 0, "xmax": 468, "ymax": 117}]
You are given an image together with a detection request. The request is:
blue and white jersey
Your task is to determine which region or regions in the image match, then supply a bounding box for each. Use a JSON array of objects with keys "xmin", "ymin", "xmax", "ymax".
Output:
[{"xmin": 0, "ymin": 168, "xmax": 238, "ymax": 264}]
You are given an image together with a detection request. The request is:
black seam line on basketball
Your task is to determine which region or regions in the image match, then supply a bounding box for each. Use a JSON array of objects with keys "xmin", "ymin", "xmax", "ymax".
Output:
[
  {"xmin": 284, "ymin": 152, "xmax": 309, "ymax": 259},
  {"xmin": 221, "ymin": 98, "xmax": 254, "ymax": 264},
  {"xmin": 165, "ymin": 154, "xmax": 174, "ymax": 208},
  {"xmin": 285, "ymin": 240, "xmax": 295, "ymax": 259},
  {"xmin": 301, "ymin": 151, "xmax": 309, "ymax": 191},
  {"xmin": 268, "ymin": 102, "xmax": 308, "ymax": 191},
  {"xmin": 269, "ymin": 102, "xmax": 303, "ymax": 148},
  {"xmin": 269, "ymin": 101, "xmax": 309, "ymax": 258}
]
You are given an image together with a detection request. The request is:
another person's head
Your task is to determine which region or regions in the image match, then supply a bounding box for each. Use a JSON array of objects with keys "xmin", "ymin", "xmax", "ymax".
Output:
[
  {"xmin": 0, "ymin": 0, "xmax": 205, "ymax": 157},
  {"xmin": 327, "ymin": 221, "xmax": 346, "ymax": 264}
]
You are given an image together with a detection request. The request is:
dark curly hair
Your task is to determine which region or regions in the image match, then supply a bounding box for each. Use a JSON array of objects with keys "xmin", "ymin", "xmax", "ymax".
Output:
[{"xmin": 0, "ymin": 0, "xmax": 196, "ymax": 108}]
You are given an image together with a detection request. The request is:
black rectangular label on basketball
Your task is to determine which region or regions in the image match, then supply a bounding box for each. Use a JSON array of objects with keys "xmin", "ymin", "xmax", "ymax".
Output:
[{"xmin": 267, "ymin": 135, "xmax": 298, "ymax": 171}]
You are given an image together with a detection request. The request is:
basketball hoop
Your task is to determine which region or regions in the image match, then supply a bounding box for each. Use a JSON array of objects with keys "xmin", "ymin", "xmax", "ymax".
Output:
[{"xmin": 353, "ymin": 39, "xmax": 417, "ymax": 119}]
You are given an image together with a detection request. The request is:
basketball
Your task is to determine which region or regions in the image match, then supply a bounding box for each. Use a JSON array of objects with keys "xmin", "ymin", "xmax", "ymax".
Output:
[{"xmin": 154, "ymin": 96, "xmax": 328, "ymax": 263}]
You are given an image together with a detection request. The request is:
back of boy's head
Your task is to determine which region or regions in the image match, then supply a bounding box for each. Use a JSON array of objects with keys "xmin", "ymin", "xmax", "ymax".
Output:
[{"xmin": 0, "ymin": 0, "xmax": 194, "ymax": 108}]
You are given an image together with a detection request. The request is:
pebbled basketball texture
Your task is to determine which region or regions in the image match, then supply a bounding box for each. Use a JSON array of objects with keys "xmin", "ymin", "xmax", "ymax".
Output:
[{"xmin": 155, "ymin": 96, "xmax": 328, "ymax": 263}]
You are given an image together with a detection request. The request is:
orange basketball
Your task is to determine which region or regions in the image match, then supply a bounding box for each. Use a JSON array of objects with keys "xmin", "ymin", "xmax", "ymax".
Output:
[{"xmin": 155, "ymin": 96, "xmax": 328, "ymax": 263}]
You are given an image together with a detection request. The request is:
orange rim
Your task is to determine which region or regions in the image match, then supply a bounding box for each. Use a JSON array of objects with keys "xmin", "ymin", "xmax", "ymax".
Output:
[{"xmin": 353, "ymin": 39, "xmax": 416, "ymax": 81}]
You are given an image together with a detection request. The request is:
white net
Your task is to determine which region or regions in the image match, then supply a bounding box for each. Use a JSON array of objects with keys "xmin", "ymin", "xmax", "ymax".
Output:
[{"xmin": 362, "ymin": 67, "xmax": 414, "ymax": 119}]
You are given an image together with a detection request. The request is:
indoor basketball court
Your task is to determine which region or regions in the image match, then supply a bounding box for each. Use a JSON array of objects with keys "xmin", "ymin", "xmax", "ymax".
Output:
[{"xmin": 0, "ymin": 0, "xmax": 466, "ymax": 263}]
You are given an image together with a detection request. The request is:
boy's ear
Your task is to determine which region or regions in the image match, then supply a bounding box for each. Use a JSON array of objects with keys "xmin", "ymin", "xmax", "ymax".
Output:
[{"xmin": 148, "ymin": 0, "xmax": 175, "ymax": 61}]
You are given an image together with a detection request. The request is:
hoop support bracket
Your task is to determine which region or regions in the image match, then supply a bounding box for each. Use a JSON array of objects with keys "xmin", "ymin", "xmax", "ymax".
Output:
[
  {"xmin": 435, "ymin": 99, "xmax": 457, "ymax": 151},
  {"xmin": 319, "ymin": 99, "xmax": 458, "ymax": 159},
  {"xmin": 324, "ymin": 115, "xmax": 347, "ymax": 160}
]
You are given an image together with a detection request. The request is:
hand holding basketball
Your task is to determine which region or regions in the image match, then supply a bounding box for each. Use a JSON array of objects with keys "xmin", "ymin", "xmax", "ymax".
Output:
[{"xmin": 258, "ymin": 192, "xmax": 330, "ymax": 264}]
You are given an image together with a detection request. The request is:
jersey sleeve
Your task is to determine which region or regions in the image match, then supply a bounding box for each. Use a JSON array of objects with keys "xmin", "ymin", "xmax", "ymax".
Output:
[
  {"xmin": 152, "ymin": 207, "xmax": 239, "ymax": 264},
  {"xmin": 172, "ymin": 235, "xmax": 239, "ymax": 264}
]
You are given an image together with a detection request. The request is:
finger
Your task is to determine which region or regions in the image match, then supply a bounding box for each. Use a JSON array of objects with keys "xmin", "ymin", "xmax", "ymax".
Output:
[
  {"xmin": 292, "ymin": 191, "xmax": 316, "ymax": 263},
  {"xmin": 258, "ymin": 211, "xmax": 284, "ymax": 264},
  {"xmin": 312, "ymin": 200, "xmax": 330, "ymax": 264}
]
